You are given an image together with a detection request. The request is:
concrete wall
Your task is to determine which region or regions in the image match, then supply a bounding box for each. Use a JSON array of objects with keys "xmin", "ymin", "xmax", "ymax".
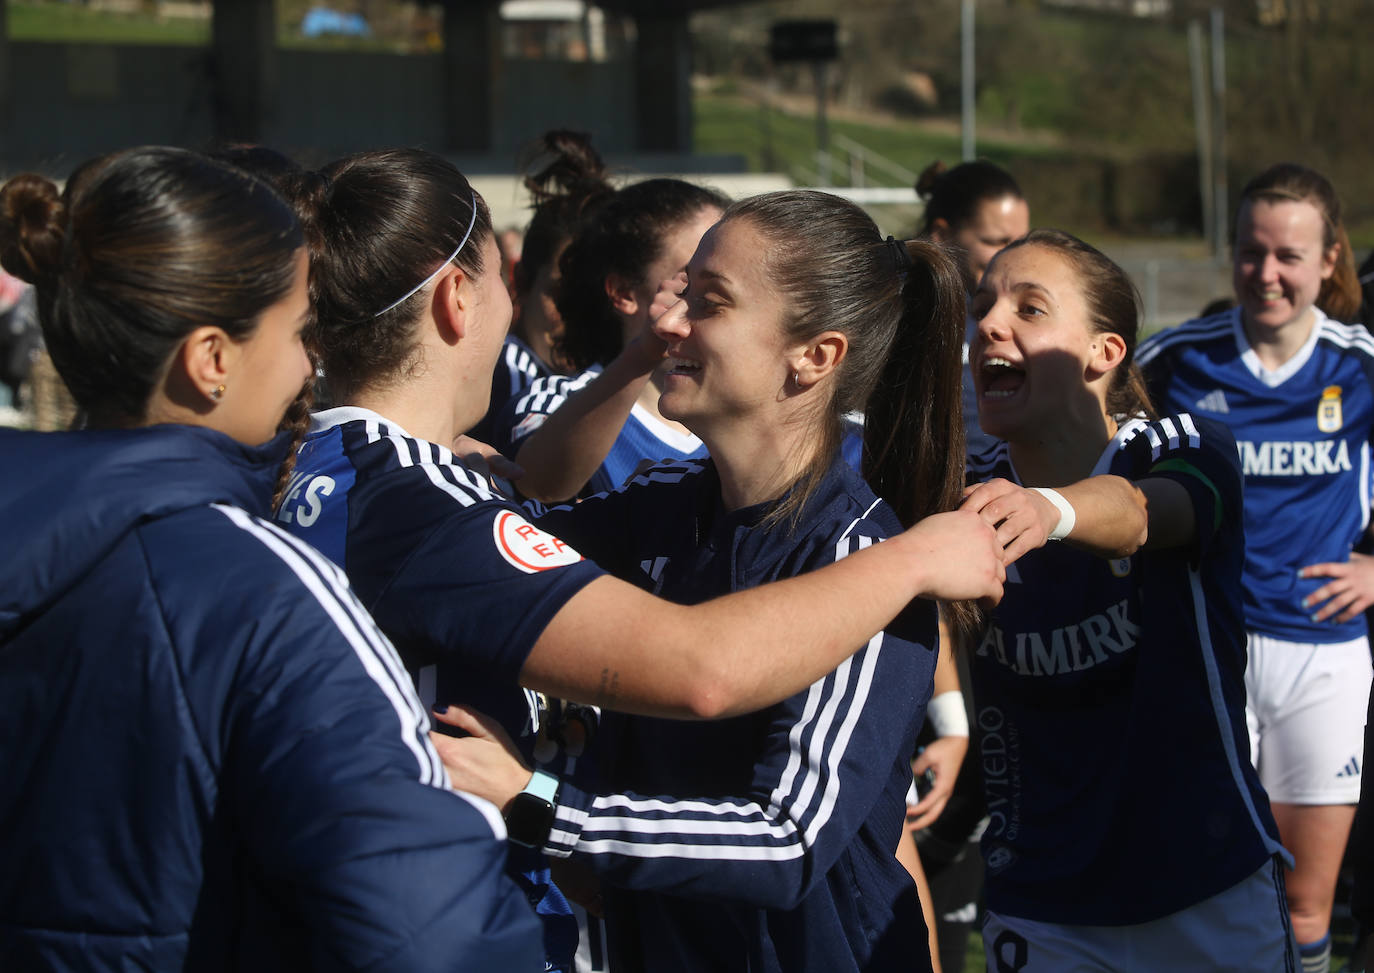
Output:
[
  {"xmin": 493, "ymin": 57, "xmax": 635, "ymax": 157},
  {"xmin": 1, "ymin": 41, "xmax": 640, "ymax": 174},
  {"xmin": 8, "ymin": 42, "xmax": 216, "ymax": 173}
]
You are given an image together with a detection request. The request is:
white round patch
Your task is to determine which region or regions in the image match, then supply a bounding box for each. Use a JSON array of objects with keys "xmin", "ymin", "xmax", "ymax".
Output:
[{"xmin": 492, "ymin": 511, "xmax": 584, "ymax": 573}]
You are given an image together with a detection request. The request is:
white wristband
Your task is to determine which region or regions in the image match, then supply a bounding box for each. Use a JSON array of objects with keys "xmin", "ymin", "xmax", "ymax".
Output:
[
  {"xmin": 926, "ymin": 690, "xmax": 969, "ymax": 737},
  {"xmin": 1029, "ymin": 487, "xmax": 1076, "ymax": 541}
]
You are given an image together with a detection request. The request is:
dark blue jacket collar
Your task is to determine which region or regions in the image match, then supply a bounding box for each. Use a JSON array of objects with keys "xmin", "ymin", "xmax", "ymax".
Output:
[{"xmin": 0, "ymin": 423, "xmax": 289, "ymax": 638}]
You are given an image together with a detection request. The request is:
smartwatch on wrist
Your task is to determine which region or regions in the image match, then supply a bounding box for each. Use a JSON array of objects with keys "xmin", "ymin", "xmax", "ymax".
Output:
[{"xmin": 505, "ymin": 769, "xmax": 559, "ymax": 849}]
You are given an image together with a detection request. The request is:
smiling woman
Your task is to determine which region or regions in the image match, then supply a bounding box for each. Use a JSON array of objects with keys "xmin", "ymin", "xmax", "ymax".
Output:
[
  {"xmin": 962, "ymin": 229, "xmax": 1294, "ymax": 971},
  {"xmin": 429, "ymin": 189, "xmax": 998, "ymax": 973},
  {"xmin": 1139, "ymin": 164, "xmax": 1373, "ymax": 973},
  {"xmin": 277, "ymin": 168, "xmax": 1004, "ymax": 972},
  {"xmin": 492, "ymin": 177, "xmax": 729, "ymax": 503}
]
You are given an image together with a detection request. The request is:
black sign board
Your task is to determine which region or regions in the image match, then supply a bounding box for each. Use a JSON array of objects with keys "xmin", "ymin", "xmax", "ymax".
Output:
[{"xmin": 769, "ymin": 20, "xmax": 838, "ymax": 63}]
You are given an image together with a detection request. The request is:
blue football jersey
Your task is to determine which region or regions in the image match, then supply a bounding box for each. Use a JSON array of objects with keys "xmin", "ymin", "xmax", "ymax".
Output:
[
  {"xmin": 497, "ymin": 366, "xmax": 708, "ymax": 496},
  {"xmin": 968, "ymin": 414, "xmax": 1284, "ymax": 925},
  {"xmin": 276, "ymin": 407, "xmax": 604, "ymax": 728},
  {"xmin": 531, "ymin": 456, "xmax": 935, "ymax": 973},
  {"xmin": 275, "ymin": 406, "xmax": 604, "ymax": 970},
  {"xmin": 468, "ymin": 334, "xmax": 553, "ymax": 446},
  {"xmin": 1140, "ymin": 306, "xmax": 1374, "ymax": 642}
]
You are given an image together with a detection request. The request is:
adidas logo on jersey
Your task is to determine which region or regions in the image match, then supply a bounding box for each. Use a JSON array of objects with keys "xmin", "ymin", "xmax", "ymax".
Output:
[
  {"xmin": 640, "ymin": 555, "xmax": 670, "ymax": 594},
  {"xmin": 1195, "ymin": 389, "xmax": 1230, "ymax": 414},
  {"xmin": 1337, "ymin": 756, "xmax": 1361, "ymax": 779},
  {"xmin": 640, "ymin": 556, "xmax": 669, "ymax": 582}
]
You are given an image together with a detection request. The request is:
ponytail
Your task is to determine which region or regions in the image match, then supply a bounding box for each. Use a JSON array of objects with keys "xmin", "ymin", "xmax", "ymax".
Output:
[
  {"xmin": 864, "ymin": 240, "xmax": 985, "ymax": 649},
  {"xmin": 864, "ymin": 240, "xmax": 967, "ymax": 527},
  {"xmin": 865, "ymin": 239, "xmax": 983, "ymax": 648}
]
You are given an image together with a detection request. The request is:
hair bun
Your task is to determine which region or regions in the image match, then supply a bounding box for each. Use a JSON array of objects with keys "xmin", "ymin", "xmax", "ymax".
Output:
[
  {"xmin": 278, "ymin": 168, "xmax": 333, "ymax": 262},
  {"xmin": 522, "ymin": 129, "xmax": 609, "ymax": 204},
  {"xmin": 0, "ymin": 173, "xmax": 66, "ymax": 286},
  {"xmin": 914, "ymin": 160, "xmax": 947, "ymax": 201}
]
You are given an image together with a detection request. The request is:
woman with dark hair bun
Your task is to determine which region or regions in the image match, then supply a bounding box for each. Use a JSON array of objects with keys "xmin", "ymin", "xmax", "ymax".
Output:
[
  {"xmin": 1140, "ymin": 163, "xmax": 1370, "ymax": 973},
  {"xmin": 0, "ymin": 147, "xmax": 542, "ymax": 970},
  {"xmin": 493, "ymin": 176, "xmax": 728, "ymax": 502},
  {"xmin": 916, "ymin": 159, "xmax": 1028, "ymax": 287},
  {"xmin": 466, "ymin": 130, "xmax": 613, "ymax": 446},
  {"xmin": 963, "ymin": 229, "xmax": 1293, "ymax": 970}
]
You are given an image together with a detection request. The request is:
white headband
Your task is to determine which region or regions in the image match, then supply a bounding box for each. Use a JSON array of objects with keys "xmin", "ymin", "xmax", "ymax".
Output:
[{"xmin": 373, "ymin": 191, "xmax": 480, "ymax": 318}]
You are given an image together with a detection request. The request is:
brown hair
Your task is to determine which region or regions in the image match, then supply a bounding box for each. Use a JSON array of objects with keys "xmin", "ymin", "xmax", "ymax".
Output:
[
  {"xmin": 722, "ymin": 191, "xmax": 979, "ymax": 637},
  {"xmin": 0, "ymin": 146, "xmax": 302, "ymax": 427},
  {"xmin": 514, "ymin": 130, "xmax": 612, "ymax": 304},
  {"xmin": 1238, "ymin": 163, "xmax": 1361, "ymax": 323},
  {"xmin": 999, "ymin": 229, "xmax": 1157, "ymax": 420},
  {"xmin": 915, "ymin": 159, "xmax": 1024, "ymax": 237},
  {"xmin": 555, "ymin": 178, "xmax": 729, "ymax": 370},
  {"xmin": 288, "ymin": 148, "xmax": 494, "ymax": 402}
]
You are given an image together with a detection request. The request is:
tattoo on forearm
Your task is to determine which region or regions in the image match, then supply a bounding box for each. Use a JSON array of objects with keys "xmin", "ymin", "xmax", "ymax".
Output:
[{"xmin": 597, "ymin": 667, "xmax": 620, "ymax": 709}]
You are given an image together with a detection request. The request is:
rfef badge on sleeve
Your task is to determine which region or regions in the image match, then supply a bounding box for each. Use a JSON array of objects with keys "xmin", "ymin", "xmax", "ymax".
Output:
[
  {"xmin": 493, "ymin": 511, "xmax": 584, "ymax": 573},
  {"xmin": 1318, "ymin": 385, "xmax": 1343, "ymax": 433}
]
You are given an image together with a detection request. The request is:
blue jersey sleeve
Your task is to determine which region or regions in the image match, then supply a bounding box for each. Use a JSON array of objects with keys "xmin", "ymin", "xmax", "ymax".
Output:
[
  {"xmin": 468, "ymin": 336, "xmax": 550, "ymax": 446},
  {"xmin": 172, "ymin": 508, "xmax": 543, "ymax": 972},
  {"xmin": 379, "ymin": 496, "xmax": 606, "ymax": 683},
  {"xmin": 494, "ymin": 367, "xmax": 601, "ymax": 457},
  {"xmin": 1110, "ymin": 413, "xmax": 1243, "ymax": 562},
  {"xmin": 534, "ymin": 459, "xmax": 710, "ymax": 579}
]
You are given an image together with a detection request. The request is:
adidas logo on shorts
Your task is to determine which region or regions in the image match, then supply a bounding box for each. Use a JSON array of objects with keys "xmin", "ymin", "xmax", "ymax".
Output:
[{"xmin": 1336, "ymin": 756, "xmax": 1361, "ymax": 778}]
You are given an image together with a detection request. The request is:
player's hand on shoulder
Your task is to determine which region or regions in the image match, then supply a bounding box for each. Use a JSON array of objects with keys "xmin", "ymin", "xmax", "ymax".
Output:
[
  {"xmin": 906, "ymin": 507, "xmax": 1005, "ymax": 605},
  {"xmin": 452, "ymin": 434, "xmax": 525, "ymax": 489}
]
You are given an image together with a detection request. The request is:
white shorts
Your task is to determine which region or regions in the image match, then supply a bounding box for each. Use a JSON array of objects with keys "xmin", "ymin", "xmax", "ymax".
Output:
[
  {"xmin": 1245, "ymin": 632, "xmax": 1372, "ymax": 805},
  {"xmin": 982, "ymin": 859, "xmax": 1296, "ymax": 972}
]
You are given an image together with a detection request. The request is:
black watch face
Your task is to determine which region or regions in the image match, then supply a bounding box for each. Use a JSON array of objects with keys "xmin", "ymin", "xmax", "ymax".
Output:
[{"xmin": 506, "ymin": 793, "xmax": 555, "ymax": 848}]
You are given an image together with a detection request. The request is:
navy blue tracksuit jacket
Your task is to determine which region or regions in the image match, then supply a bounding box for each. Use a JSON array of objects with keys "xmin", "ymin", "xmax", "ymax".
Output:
[{"xmin": 0, "ymin": 424, "xmax": 541, "ymax": 971}]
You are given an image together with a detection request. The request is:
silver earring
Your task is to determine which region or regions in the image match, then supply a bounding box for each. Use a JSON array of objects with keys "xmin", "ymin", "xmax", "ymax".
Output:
[{"xmin": 793, "ymin": 371, "xmax": 801, "ymax": 388}]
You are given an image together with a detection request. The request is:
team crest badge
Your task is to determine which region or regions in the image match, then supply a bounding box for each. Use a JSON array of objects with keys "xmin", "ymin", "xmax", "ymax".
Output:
[
  {"xmin": 1318, "ymin": 386, "xmax": 1343, "ymax": 433},
  {"xmin": 985, "ymin": 845, "xmax": 1018, "ymax": 873},
  {"xmin": 1109, "ymin": 557, "xmax": 1132, "ymax": 578}
]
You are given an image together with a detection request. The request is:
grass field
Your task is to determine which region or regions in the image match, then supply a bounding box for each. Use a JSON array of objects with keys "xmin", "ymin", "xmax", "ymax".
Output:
[
  {"xmin": 694, "ymin": 89, "xmax": 1374, "ymax": 253},
  {"xmin": 694, "ymin": 90, "xmax": 1057, "ymax": 189},
  {"xmin": 6, "ymin": 1, "xmax": 399, "ymax": 50},
  {"xmin": 8, "ymin": 1, "xmax": 210, "ymax": 44}
]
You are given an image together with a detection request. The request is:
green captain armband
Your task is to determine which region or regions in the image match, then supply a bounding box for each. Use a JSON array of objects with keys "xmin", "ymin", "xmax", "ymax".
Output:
[{"xmin": 1148, "ymin": 458, "xmax": 1223, "ymax": 533}]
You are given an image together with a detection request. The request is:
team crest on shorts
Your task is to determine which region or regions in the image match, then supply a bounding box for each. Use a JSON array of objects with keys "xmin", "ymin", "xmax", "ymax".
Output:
[
  {"xmin": 1318, "ymin": 386, "xmax": 1343, "ymax": 433},
  {"xmin": 493, "ymin": 511, "xmax": 583, "ymax": 573}
]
